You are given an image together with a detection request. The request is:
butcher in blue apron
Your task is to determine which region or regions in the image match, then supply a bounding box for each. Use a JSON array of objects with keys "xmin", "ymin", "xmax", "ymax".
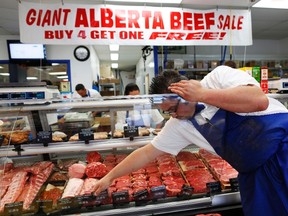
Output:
[{"xmin": 93, "ymin": 66, "xmax": 288, "ymax": 216}]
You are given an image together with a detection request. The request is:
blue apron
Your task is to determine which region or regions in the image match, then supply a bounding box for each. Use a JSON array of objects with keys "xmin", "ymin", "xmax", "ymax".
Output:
[{"xmin": 189, "ymin": 104, "xmax": 288, "ymax": 216}]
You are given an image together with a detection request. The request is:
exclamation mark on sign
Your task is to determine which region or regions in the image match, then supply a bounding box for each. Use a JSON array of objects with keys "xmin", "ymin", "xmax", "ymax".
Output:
[{"xmin": 219, "ymin": 32, "xmax": 226, "ymax": 40}]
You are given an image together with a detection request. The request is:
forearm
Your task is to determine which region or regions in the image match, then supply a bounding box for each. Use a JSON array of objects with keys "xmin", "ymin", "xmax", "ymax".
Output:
[
  {"xmin": 199, "ymin": 85, "xmax": 269, "ymax": 112},
  {"xmin": 101, "ymin": 144, "xmax": 163, "ymax": 185}
]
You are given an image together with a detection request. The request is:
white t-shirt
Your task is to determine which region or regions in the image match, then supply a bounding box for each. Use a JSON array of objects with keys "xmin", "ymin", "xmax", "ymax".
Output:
[
  {"xmin": 115, "ymin": 109, "xmax": 164, "ymax": 130},
  {"xmin": 151, "ymin": 65, "xmax": 288, "ymax": 156},
  {"xmin": 72, "ymin": 89, "xmax": 102, "ymax": 99}
]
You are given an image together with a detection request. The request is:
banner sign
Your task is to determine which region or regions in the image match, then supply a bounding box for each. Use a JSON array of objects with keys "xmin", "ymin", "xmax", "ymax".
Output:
[{"xmin": 19, "ymin": 2, "xmax": 252, "ymax": 46}]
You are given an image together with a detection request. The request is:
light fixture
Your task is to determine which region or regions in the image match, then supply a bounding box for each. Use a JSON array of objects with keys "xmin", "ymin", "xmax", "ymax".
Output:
[
  {"xmin": 49, "ymin": 72, "xmax": 67, "ymax": 75},
  {"xmin": 109, "ymin": 44, "xmax": 119, "ymax": 51},
  {"xmin": 253, "ymin": 0, "xmax": 288, "ymax": 9},
  {"xmin": 57, "ymin": 75, "xmax": 68, "ymax": 79},
  {"xmin": 27, "ymin": 77, "xmax": 38, "ymax": 80},
  {"xmin": 0, "ymin": 73, "xmax": 9, "ymax": 76},
  {"xmin": 52, "ymin": 63, "xmax": 60, "ymax": 66},
  {"xmin": 111, "ymin": 63, "xmax": 118, "ymax": 69},
  {"xmin": 0, "ymin": 66, "xmax": 4, "ymax": 69},
  {"xmin": 105, "ymin": 0, "xmax": 182, "ymax": 4},
  {"xmin": 110, "ymin": 53, "xmax": 119, "ymax": 61}
]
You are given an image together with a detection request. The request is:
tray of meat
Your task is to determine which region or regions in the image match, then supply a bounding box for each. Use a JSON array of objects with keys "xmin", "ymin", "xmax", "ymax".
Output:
[
  {"xmin": 198, "ymin": 149, "xmax": 238, "ymax": 190},
  {"xmin": 0, "ymin": 161, "xmax": 55, "ymax": 215},
  {"xmin": 176, "ymin": 151, "xmax": 217, "ymax": 195}
]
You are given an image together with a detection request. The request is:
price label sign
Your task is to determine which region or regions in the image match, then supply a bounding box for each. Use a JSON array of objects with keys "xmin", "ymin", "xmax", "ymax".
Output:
[
  {"xmin": 95, "ymin": 190, "xmax": 109, "ymax": 206},
  {"xmin": 4, "ymin": 202, "xmax": 23, "ymax": 215},
  {"xmin": 123, "ymin": 126, "xmax": 139, "ymax": 138},
  {"xmin": 229, "ymin": 178, "xmax": 239, "ymax": 192},
  {"xmin": 150, "ymin": 185, "xmax": 166, "ymax": 201},
  {"xmin": 57, "ymin": 198, "xmax": 76, "ymax": 211},
  {"xmin": 112, "ymin": 190, "xmax": 130, "ymax": 207},
  {"xmin": 79, "ymin": 128, "xmax": 94, "ymax": 142},
  {"xmin": 178, "ymin": 185, "xmax": 193, "ymax": 199},
  {"xmin": 37, "ymin": 131, "xmax": 52, "ymax": 145},
  {"xmin": 75, "ymin": 195, "xmax": 96, "ymax": 208},
  {"xmin": 36, "ymin": 200, "xmax": 53, "ymax": 211},
  {"xmin": 0, "ymin": 135, "xmax": 4, "ymax": 146},
  {"xmin": 134, "ymin": 189, "xmax": 149, "ymax": 206},
  {"xmin": 206, "ymin": 181, "xmax": 222, "ymax": 196}
]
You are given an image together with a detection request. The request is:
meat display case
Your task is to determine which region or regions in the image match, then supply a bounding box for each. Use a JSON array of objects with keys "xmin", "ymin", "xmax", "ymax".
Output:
[{"xmin": 0, "ymin": 94, "xmax": 287, "ymax": 216}]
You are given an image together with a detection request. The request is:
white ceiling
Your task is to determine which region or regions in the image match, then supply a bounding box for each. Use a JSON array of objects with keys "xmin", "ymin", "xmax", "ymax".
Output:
[{"xmin": 1, "ymin": 0, "xmax": 288, "ymax": 71}]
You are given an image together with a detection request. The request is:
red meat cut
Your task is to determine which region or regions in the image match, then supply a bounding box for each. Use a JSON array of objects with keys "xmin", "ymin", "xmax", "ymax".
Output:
[
  {"xmin": 85, "ymin": 162, "xmax": 108, "ymax": 178},
  {"xmin": 86, "ymin": 151, "xmax": 102, "ymax": 163}
]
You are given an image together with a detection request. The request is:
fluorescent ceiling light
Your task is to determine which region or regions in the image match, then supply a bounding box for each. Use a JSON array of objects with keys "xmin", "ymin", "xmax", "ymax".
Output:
[
  {"xmin": 109, "ymin": 44, "xmax": 119, "ymax": 51},
  {"xmin": 52, "ymin": 63, "xmax": 60, "ymax": 66},
  {"xmin": 111, "ymin": 63, "xmax": 118, "ymax": 68},
  {"xmin": 49, "ymin": 72, "xmax": 67, "ymax": 75},
  {"xmin": 110, "ymin": 53, "xmax": 119, "ymax": 61},
  {"xmin": 27, "ymin": 77, "xmax": 38, "ymax": 80},
  {"xmin": 0, "ymin": 73, "xmax": 9, "ymax": 76},
  {"xmin": 57, "ymin": 75, "xmax": 68, "ymax": 79},
  {"xmin": 106, "ymin": 0, "xmax": 182, "ymax": 3},
  {"xmin": 253, "ymin": 0, "xmax": 288, "ymax": 9},
  {"xmin": 0, "ymin": 66, "xmax": 4, "ymax": 69}
]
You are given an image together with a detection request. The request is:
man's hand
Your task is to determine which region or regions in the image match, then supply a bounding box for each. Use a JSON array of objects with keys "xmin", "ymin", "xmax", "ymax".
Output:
[{"xmin": 169, "ymin": 80, "xmax": 204, "ymax": 102}]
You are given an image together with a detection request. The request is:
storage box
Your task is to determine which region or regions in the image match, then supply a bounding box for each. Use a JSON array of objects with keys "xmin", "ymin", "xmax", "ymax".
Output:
[
  {"xmin": 95, "ymin": 117, "xmax": 111, "ymax": 126},
  {"xmin": 99, "ymin": 78, "xmax": 120, "ymax": 84}
]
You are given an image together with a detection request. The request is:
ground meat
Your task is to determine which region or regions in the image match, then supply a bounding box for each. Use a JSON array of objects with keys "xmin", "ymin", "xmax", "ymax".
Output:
[{"xmin": 85, "ymin": 162, "xmax": 107, "ymax": 178}]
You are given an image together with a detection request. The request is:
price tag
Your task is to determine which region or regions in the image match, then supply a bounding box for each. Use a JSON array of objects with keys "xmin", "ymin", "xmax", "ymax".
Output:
[
  {"xmin": 36, "ymin": 200, "xmax": 53, "ymax": 211},
  {"xmin": 134, "ymin": 189, "xmax": 149, "ymax": 206},
  {"xmin": 95, "ymin": 190, "xmax": 109, "ymax": 206},
  {"xmin": 123, "ymin": 126, "xmax": 139, "ymax": 138},
  {"xmin": 0, "ymin": 135, "xmax": 4, "ymax": 146},
  {"xmin": 75, "ymin": 195, "xmax": 96, "ymax": 208},
  {"xmin": 57, "ymin": 198, "xmax": 76, "ymax": 211},
  {"xmin": 206, "ymin": 181, "xmax": 222, "ymax": 196},
  {"xmin": 178, "ymin": 185, "xmax": 193, "ymax": 199},
  {"xmin": 4, "ymin": 202, "xmax": 23, "ymax": 215},
  {"xmin": 37, "ymin": 131, "xmax": 52, "ymax": 146},
  {"xmin": 229, "ymin": 178, "xmax": 239, "ymax": 192},
  {"xmin": 150, "ymin": 185, "xmax": 166, "ymax": 201},
  {"xmin": 79, "ymin": 128, "xmax": 94, "ymax": 143},
  {"xmin": 112, "ymin": 190, "xmax": 130, "ymax": 207}
]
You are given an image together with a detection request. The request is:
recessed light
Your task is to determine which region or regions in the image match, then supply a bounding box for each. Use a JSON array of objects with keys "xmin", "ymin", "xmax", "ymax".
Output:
[
  {"xmin": 109, "ymin": 44, "xmax": 119, "ymax": 51},
  {"xmin": 110, "ymin": 53, "xmax": 119, "ymax": 61},
  {"xmin": 49, "ymin": 72, "xmax": 67, "ymax": 75},
  {"xmin": 0, "ymin": 73, "xmax": 9, "ymax": 76},
  {"xmin": 111, "ymin": 63, "xmax": 118, "ymax": 68},
  {"xmin": 57, "ymin": 75, "xmax": 68, "ymax": 79},
  {"xmin": 27, "ymin": 77, "xmax": 38, "ymax": 80}
]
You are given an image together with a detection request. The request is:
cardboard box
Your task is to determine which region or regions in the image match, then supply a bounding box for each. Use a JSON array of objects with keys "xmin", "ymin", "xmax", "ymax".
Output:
[
  {"xmin": 99, "ymin": 78, "xmax": 120, "ymax": 84},
  {"xmin": 95, "ymin": 117, "xmax": 111, "ymax": 126}
]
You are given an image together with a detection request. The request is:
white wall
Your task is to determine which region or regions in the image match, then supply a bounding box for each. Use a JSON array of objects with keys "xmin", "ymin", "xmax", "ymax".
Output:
[{"xmin": 135, "ymin": 51, "xmax": 154, "ymax": 94}]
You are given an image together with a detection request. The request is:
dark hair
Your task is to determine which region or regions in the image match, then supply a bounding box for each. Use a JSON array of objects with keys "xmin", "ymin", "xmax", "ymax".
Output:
[
  {"xmin": 124, "ymin": 83, "xmax": 140, "ymax": 95},
  {"xmin": 75, "ymin": 83, "xmax": 85, "ymax": 91},
  {"xmin": 224, "ymin": 60, "xmax": 237, "ymax": 68},
  {"xmin": 41, "ymin": 79, "xmax": 52, "ymax": 85},
  {"xmin": 149, "ymin": 71, "xmax": 188, "ymax": 94}
]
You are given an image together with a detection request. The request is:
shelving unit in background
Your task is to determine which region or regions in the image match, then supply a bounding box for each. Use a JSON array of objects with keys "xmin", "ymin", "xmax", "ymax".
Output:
[{"xmin": 99, "ymin": 78, "xmax": 120, "ymax": 96}]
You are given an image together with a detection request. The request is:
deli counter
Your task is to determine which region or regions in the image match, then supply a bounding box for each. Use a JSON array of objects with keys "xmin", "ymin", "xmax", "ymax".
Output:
[{"xmin": 0, "ymin": 94, "xmax": 287, "ymax": 216}]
